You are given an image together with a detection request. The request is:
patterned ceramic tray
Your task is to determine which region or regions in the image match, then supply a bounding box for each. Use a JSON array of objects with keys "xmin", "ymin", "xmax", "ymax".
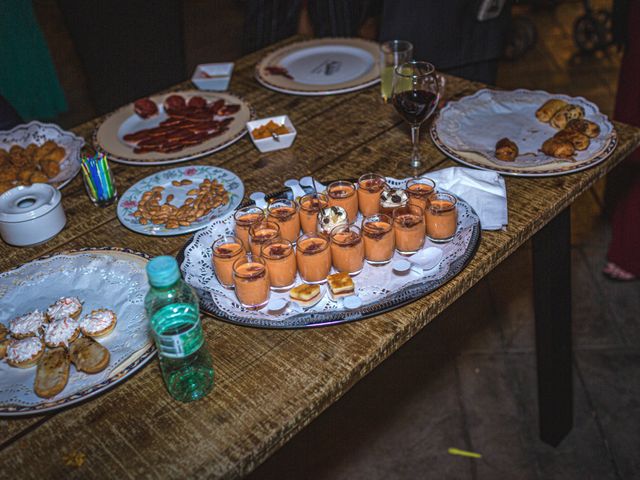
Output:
[
  {"xmin": 431, "ymin": 89, "xmax": 617, "ymax": 177},
  {"xmin": 0, "ymin": 121, "xmax": 85, "ymax": 189},
  {"xmin": 177, "ymin": 177, "xmax": 481, "ymax": 329},
  {"xmin": 117, "ymin": 165, "xmax": 244, "ymax": 236},
  {"xmin": 0, "ymin": 248, "xmax": 155, "ymax": 416}
]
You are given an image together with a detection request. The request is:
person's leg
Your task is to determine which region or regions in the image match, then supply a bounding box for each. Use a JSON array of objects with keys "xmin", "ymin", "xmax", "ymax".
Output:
[{"xmin": 606, "ymin": 168, "xmax": 640, "ymax": 279}]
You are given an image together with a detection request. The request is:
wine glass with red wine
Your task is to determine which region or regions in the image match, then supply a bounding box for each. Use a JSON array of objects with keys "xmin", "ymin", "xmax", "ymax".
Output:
[{"xmin": 392, "ymin": 61, "xmax": 444, "ymax": 168}]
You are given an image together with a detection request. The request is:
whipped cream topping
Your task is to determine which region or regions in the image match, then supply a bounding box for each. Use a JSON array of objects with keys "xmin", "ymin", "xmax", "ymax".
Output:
[
  {"xmin": 80, "ymin": 309, "xmax": 116, "ymax": 335},
  {"xmin": 317, "ymin": 206, "xmax": 348, "ymax": 234},
  {"xmin": 7, "ymin": 337, "xmax": 44, "ymax": 363},
  {"xmin": 44, "ymin": 317, "xmax": 79, "ymax": 346},
  {"xmin": 380, "ymin": 189, "xmax": 409, "ymax": 208},
  {"xmin": 47, "ymin": 297, "xmax": 82, "ymax": 320},
  {"xmin": 9, "ymin": 310, "xmax": 45, "ymax": 336}
]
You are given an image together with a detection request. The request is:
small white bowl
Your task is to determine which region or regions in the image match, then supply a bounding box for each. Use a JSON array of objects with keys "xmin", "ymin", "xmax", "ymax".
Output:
[
  {"xmin": 191, "ymin": 62, "xmax": 234, "ymax": 91},
  {"xmin": 246, "ymin": 115, "xmax": 297, "ymax": 153}
]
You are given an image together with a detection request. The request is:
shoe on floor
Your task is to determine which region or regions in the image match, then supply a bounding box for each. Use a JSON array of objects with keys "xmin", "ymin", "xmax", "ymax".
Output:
[{"xmin": 602, "ymin": 262, "xmax": 637, "ymax": 282}]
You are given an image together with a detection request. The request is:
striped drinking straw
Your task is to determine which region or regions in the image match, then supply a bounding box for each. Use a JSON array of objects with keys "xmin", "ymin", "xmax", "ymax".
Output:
[{"xmin": 81, "ymin": 153, "xmax": 117, "ymax": 205}]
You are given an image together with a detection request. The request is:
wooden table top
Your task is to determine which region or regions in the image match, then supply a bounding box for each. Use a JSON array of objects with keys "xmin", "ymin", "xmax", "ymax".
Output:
[{"xmin": 1, "ymin": 37, "xmax": 639, "ymax": 478}]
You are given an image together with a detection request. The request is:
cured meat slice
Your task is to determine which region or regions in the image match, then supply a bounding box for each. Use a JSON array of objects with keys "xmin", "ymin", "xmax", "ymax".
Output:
[
  {"xmin": 163, "ymin": 94, "xmax": 186, "ymax": 112},
  {"xmin": 187, "ymin": 96, "xmax": 207, "ymax": 109},
  {"xmin": 133, "ymin": 98, "xmax": 158, "ymax": 119}
]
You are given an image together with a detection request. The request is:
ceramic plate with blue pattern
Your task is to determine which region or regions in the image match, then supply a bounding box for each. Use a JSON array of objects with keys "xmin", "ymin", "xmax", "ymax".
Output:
[{"xmin": 117, "ymin": 165, "xmax": 244, "ymax": 236}]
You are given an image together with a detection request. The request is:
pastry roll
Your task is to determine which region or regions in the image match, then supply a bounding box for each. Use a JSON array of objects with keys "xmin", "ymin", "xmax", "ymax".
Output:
[
  {"xmin": 554, "ymin": 129, "xmax": 590, "ymax": 151},
  {"xmin": 550, "ymin": 104, "xmax": 585, "ymax": 129},
  {"xmin": 541, "ymin": 137, "xmax": 575, "ymax": 158},
  {"xmin": 495, "ymin": 138, "xmax": 519, "ymax": 161},
  {"xmin": 565, "ymin": 118, "xmax": 600, "ymax": 138},
  {"xmin": 536, "ymin": 99, "xmax": 568, "ymax": 123}
]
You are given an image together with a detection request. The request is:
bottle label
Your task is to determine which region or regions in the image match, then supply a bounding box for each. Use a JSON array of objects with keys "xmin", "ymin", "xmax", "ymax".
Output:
[{"xmin": 151, "ymin": 304, "xmax": 205, "ymax": 359}]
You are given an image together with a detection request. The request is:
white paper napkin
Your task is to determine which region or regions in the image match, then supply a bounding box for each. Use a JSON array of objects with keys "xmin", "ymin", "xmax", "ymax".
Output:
[{"xmin": 421, "ymin": 167, "xmax": 508, "ymax": 230}]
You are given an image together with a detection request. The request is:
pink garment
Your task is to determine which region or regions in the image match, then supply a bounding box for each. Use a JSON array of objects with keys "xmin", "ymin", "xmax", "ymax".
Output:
[{"xmin": 607, "ymin": 0, "xmax": 640, "ymax": 276}]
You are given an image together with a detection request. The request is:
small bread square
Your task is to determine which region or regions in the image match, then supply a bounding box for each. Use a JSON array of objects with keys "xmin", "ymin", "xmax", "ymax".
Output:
[
  {"xmin": 327, "ymin": 272, "xmax": 355, "ymax": 300},
  {"xmin": 290, "ymin": 284, "xmax": 322, "ymax": 308}
]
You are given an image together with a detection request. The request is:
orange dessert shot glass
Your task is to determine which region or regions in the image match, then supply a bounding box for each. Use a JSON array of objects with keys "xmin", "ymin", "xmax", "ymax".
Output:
[
  {"xmin": 267, "ymin": 199, "xmax": 301, "ymax": 243},
  {"xmin": 357, "ymin": 173, "xmax": 386, "ymax": 217},
  {"xmin": 406, "ymin": 177, "xmax": 436, "ymax": 213},
  {"xmin": 232, "ymin": 254, "xmax": 270, "ymax": 310},
  {"xmin": 299, "ymin": 192, "xmax": 328, "ymax": 234},
  {"xmin": 296, "ymin": 232, "xmax": 332, "ymax": 284},
  {"xmin": 330, "ymin": 224, "xmax": 365, "ymax": 276},
  {"xmin": 234, "ymin": 206, "xmax": 266, "ymax": 250},
  {"xmin": 211, "ymin": 235, "xmax": 244, "ymax": 288},
  {"xmin": 249, "ymin": 220, "xmax": 281, "ymax": 257},
  {"xmin": 327, "ymin": 181, "xmax": 358, "ymax": 223},
  {"xmin": 426, "ymin": 192, "xmax": 458, "ymax": 243},
  {"xmin": 393, "ymin": 204, "xmax": 426, "ymax": 255},
  {"xmin": 362, "ymin": 214, "xmax": 395, "ymax": 265},
  {"xmin": 261, "ymin": 239, "xmax": 297, "ymax": 291}
]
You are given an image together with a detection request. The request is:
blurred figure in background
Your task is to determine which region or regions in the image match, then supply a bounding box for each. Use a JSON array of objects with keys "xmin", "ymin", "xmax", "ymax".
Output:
[
  {"xmin": 242, "ymin": 0, "xmax": 380, "ymax": 53},
  {"xmin": 379, "ymin": 0, "xmax": 511, "ymax": 84},
  {"xmin": 603, "ymin": 0, "xmax": 640, "ymax": 281}
]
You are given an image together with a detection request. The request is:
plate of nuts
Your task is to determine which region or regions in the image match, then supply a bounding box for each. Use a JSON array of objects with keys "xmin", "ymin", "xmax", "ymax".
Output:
[{"xmin": 117, "ymin": 165, "xmax": 244, "ymax": 236}]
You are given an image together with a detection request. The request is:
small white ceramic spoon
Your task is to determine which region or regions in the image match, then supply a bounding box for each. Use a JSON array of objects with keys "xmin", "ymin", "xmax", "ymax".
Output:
[
  {"xmin": 299, "ymin": 176, "xmax": 325, "ymax": 193},
  {"xmin": 342, "ymin": 295, "xmax": 363, "ymax": 310},
  {"xmin": 249, "ymin": 191, "xmax": 268, "ymax": 210},
  {"xmin": 392, "ymin": 248, "xmax": 443, "ymax": 276},
  {"xmin": 392, "ymin": 259, "xmax": 424, "ymax": 275},
  {"xmin": 410, "ymin": 247, "xmax": 443, "ymax": 270},
  {"xmin": 284, "ymin": 179, "xmax": 307, "ymax": 200},
  {"xmin": 266, "ymin": 297, "xmax": 289, "ymax": 313}
]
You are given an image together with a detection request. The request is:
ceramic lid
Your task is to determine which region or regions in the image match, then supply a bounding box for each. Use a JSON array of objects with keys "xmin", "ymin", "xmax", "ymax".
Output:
[{"xmin": 0, "ymin": 184, "xmax": 62, "ymax": 223}]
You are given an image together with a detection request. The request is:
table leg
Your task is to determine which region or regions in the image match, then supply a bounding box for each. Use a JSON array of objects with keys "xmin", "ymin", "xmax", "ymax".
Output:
[{"xmin": 532, "ymin": 207, "xmax": 573, "ymax": 447}]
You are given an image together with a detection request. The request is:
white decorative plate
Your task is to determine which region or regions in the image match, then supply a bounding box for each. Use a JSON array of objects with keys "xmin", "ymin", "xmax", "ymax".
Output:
[
  {"xmin": 0, "ymin": 121, "xmax": 84, "ymax": 189},
  {"xmin": 431, "ymin": 89, "xmax": 617, "ymax": 177},
  {"xmin": 0, "ymin": 248, "xmax": 155, "ymax": 416},
  {"xmin": 93, "ymin": 91, "xmax": 253, "ymax": 165},
  {"xmin": 117, "ymin": 165, "xmax": 244, "ymax": 236},
  {"xmin": 255, "ymin": 38, "xmax": 380, "ymax": 96}
]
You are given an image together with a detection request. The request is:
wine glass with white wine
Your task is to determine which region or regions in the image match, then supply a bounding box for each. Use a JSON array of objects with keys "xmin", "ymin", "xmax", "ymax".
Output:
[{"xmin": 380, "ymin": 40, "xmax": 413, "ymax": 103}]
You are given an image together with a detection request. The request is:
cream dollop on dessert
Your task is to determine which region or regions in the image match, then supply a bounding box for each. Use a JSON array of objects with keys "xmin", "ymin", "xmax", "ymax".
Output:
[
  {"xmin": 9, "ymin": 310, "xmax": 46, "ymax": 338},
  {"xmin": 317, "ymin": 206, "xmax": 348, "ymax": 235},
  {"xmin": 44, "ymin": 317, "xmax": 80, "ymax": 347},
  {"xmin": 380, "ymin": 189, "xmax": 409, "ymax": 209}
]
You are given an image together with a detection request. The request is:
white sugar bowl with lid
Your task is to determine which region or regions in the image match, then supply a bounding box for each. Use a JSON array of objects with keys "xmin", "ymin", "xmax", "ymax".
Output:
[{"xmin": 0, "ymin": 184, "xmax": 66, "ymax": 246}]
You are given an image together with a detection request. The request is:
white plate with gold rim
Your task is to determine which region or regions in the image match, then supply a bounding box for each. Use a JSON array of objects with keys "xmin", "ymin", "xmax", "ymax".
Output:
[
  {"xmin": 255, "ymin": 38, "xmax": 380, "ymax": 96},
  {"xmin": 93, "ymin": 90, "xmax": 253, "ymax": 166}
]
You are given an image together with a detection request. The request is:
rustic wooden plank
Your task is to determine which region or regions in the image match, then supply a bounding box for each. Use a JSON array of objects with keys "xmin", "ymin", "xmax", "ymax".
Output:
[{"xmin": 1, "ymin": 34, "xmax": 639, "ymax": 479}]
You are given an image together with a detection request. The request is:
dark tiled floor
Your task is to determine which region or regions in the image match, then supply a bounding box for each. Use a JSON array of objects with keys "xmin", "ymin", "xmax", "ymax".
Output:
[{"xmin": 32, "ymin": 1, "xmax": 640, "ymax": 478}]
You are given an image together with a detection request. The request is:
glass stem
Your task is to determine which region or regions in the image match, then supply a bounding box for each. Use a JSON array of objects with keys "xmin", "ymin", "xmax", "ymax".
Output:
[{"xmin": 410, "ymin": 124, "xmax": 421, "ymax": 168}]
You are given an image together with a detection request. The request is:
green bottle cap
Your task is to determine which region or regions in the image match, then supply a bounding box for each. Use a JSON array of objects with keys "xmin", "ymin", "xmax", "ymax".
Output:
[{"xmin": 146, "ymin": 256, "xmax": 180, "ymax": 288}]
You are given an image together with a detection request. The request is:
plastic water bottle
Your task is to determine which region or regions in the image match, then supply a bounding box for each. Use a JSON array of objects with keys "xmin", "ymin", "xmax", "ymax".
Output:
[{"xmin": 144, "ymin": 256, "xmax": 214, "ymax": 402}]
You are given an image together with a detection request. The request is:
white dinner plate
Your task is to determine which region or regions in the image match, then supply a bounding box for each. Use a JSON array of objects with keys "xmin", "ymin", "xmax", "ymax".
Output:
[
  {"xmin": 431, "ymin": 89, "xmax": 617, "ymax": 177},
  {"xmin": 255, "ymin": 38, "xmax": 380, "ymax": 95},
  {"xmin": 0, "ymin": 248, "xmax": 155, "ymax": 416},
  {"xmin": 93, "ymin": 91, "xmax": 253, "ymax": 166}
]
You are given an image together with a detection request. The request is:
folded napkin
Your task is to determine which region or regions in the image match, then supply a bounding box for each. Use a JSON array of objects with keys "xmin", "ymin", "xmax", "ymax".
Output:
[{"xmin": 421, "ymin": 167, "xmax": 508, "ymax": 230}]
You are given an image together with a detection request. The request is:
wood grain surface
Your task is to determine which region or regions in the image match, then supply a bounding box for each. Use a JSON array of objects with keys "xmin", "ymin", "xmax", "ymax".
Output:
[{"xmin": 1, "ymin": 36, "xmax": 639, "ymax": 479}]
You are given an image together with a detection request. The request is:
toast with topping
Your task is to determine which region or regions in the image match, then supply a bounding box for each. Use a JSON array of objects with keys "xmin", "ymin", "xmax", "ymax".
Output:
[{"xmin": 34, "ymin": 347, "xmax": 70, "ymax": 398}]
